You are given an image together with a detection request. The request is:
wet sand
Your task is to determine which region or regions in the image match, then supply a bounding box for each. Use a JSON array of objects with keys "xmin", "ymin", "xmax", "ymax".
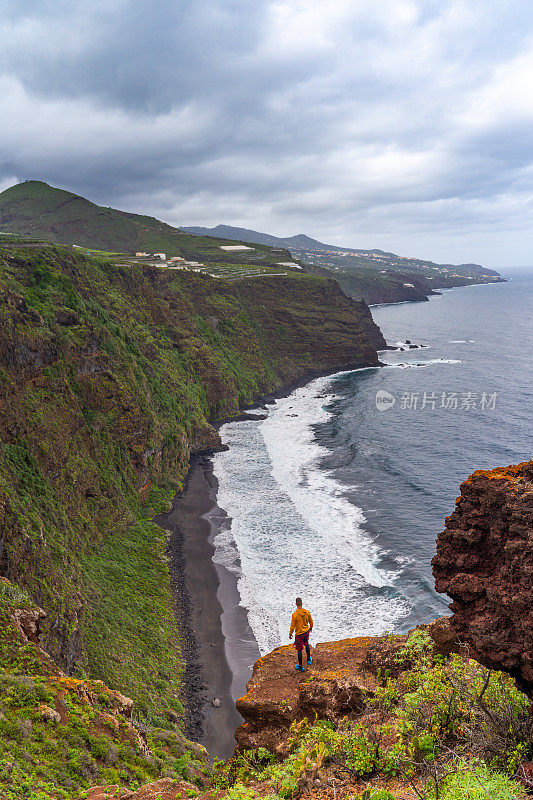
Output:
[{"xmin": 155, "ymin": 456, "xmax": 260, "ymax": 760}]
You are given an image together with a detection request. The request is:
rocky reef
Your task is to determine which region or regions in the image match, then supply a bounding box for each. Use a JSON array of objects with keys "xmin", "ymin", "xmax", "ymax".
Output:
[{"xmin": 432, "ymin": 460, "xmax": 533, "ymax": 697}]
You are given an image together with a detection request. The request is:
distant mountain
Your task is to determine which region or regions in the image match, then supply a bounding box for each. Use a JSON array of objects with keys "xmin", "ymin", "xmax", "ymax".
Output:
[
  {"xmin": 183, "ymin": 224, "xmax": 357, "ymax": 253},
  {"xmin": 181, "ymin": 224, "xmax": 501, "ymax": 278}
]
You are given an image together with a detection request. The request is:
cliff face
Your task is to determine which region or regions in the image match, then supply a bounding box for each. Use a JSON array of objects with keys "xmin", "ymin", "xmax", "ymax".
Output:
[
  {"xmin": 432, "ymin": 461, "xmax": 533, "ymax": 697},
  {"xmin": 306, "ymin": 264, "xmax": 504, "ymax": 305},
  {"xmin": 0, "ymin": 243, "xmax": 382, "ymax": 718},
  {"xmin": 350, "ymin": 298, "xmax": 387, "ymax": 349},
  {"xmin": 306, "ymin": 264, "xmax": 435, "ymax": 304}
]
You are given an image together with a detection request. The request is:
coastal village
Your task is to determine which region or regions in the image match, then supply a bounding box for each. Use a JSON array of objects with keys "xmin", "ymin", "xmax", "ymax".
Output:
[{"xmin": 73, "ymin": 243, "xmax": 302, "ymax": 280}]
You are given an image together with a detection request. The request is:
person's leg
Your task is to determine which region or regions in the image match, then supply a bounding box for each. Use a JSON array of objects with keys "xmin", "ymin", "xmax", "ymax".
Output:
[
  {"xmin": 305, "ymin": 643, "xmax": 311, "ymax": 663},
  {"xmin": 297, "ymin": 649, "xmax": 303, "ymax": 668}
]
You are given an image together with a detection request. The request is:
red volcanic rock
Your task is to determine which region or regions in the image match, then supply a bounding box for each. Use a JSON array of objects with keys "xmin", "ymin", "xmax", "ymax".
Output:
[
  {"xmin": 432, "ymin": 461, "xmax": 533, "ymax": 697},
  {"xmin": 236, "ymin": 638, "xmax": 377, "ymax": 753}
]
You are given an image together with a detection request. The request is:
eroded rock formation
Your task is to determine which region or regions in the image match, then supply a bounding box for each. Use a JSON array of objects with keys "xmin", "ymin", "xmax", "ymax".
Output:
[
  {"xmin": 235, "ymin": 621, "xmax": 459, "ymax": 754},
  {"xmin": 236, "ymin": 638, "xmax": 377, "ymax": 753},
  {"xmin": 432, "ymin": 461, "xmax": 533, "ymax": 696}
]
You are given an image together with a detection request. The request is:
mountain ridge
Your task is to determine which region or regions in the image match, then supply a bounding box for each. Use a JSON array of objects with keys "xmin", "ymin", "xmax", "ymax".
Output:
[
  {"xmin": 0, "ymin": 181, "xmax": 504, "ymax": 308},
  {"xmin": 0, "ymin": 181, "xmax": 288, "ymax": 263},
  {"xmin": 181, "ymin": 223, "xmax": 501, "ymax": 278}
]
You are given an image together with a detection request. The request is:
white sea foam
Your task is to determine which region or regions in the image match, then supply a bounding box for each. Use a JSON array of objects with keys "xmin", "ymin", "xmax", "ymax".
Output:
[
  {"xmin": 259, "ymin": 379, "xmax": 394, "ymax": 589},
  {"xmin": 212, "ymin": 374, "xmax": 410, "ymax": 654},
  {"xmin": 384, "ymin": 358, "xmax": 463, "ymax": 369}
]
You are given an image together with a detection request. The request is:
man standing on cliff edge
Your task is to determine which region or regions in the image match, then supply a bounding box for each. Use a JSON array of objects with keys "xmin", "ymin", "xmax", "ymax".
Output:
[{"xmin": 289, "ymin": 597, "xmax": 313, "ymax": 672}]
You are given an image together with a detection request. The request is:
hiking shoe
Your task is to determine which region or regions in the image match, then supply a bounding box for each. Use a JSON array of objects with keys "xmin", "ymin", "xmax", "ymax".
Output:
[
  {"xmin": 295, "ymin": 664, "xmax": 305, "ymax": 672},
  {"xmin": 307, "ymin": 657, "xmax": 313, "ymax": 665}
]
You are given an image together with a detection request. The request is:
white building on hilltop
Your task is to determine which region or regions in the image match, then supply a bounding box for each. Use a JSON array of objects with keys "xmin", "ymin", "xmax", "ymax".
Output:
[{"xmin": 219, "ymin": 245, "xmax": 255, "ymax": 251}]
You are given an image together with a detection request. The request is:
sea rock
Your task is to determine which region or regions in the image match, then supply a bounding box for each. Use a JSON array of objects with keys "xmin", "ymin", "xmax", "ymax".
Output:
[{"xmin": 432, "ymin": 461, "xmax": 533, "ymax": 697}]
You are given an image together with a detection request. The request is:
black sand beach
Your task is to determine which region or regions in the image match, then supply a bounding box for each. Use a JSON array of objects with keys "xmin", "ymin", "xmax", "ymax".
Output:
[{"xmin": 155, "ymin": 457, "xmax": 260, "ymax": 760}]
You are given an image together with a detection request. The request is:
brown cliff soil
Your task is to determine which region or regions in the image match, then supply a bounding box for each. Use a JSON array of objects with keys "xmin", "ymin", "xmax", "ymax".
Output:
[
  {"xmin": 235, "ymin": 638, "xmax": 378, "ymax": 754},
  {"xmin": 83, "ymin": 779, "xmax": 200, "ymax": 799},
  {"xmin": 432, "ymin": 460, "xmax": 533, "ymax": 697}
]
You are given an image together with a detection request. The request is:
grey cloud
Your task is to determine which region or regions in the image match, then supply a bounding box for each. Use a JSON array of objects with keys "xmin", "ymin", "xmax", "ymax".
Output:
[{"xmin": 1, "ymin": 1, "xmax": 533, "ymax": 265}]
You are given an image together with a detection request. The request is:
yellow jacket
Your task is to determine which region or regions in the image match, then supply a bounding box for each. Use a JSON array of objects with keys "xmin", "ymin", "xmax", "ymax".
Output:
[{"xmin": 290, "ymin": 608, "xmax": 313, "ymax": 637}]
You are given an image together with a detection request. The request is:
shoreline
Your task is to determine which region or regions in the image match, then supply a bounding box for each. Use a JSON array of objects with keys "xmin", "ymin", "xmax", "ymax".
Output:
[
  {"xmin": 155, "ymin": 456, "xmax": 260, "ymax": 760},
  {"xmin": 154, "ymin": 357, "xmax": 381, "ymax": 759},
  {"xmin": 152, "ymin": 277, "xmax": 511, "ymax": 758},
  {"xmin": 369, "ymin": 276, "xmax": 506, "ymax": 308}
]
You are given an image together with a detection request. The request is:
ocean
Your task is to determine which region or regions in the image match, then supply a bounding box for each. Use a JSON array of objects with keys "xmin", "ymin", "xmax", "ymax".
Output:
[{"xmin": 211, "ymin": 271, "xmax": 533, "ymax": 655}]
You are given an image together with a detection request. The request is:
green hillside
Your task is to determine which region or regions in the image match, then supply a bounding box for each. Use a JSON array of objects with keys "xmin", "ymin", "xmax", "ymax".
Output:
[
  {"xmin": 0, "ymin": 181, "xmax": 504, "ymax": 306},
  {"xmin": 0, "ymin": 242, "xmax": 381, "ymax": 728},
  {"xmin": 0, "ymin": 181, "xmax": 285, "ymax": 264}
]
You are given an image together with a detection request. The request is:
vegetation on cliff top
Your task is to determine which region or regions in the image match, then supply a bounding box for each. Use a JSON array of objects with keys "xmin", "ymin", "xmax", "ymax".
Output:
[
  {"xmin": 214, "ymin": 631, "xmax": 531, "ymax": 799},
  {"xmin": 0, "ymin": 181, "xmax": 285, "ymax": 263},
  {"xmin": 0, "ymin": 242, "xmax": 380, "ymax": 726}
]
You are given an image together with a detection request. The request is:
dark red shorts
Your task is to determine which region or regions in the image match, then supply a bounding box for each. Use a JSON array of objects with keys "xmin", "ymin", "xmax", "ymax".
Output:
[{"xmin": 294, "ymin": 631, "xmax": 309, "ymax": 652}]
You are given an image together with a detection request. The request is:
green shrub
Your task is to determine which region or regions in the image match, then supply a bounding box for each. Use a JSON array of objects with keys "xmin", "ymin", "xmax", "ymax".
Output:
[
  {"xmin": 340, "ymin": 729, "xmax": 379, "ymax": 776},
  {"xmin": 356, "ymin": 790, "xmax": 395, "ymax": 800},
  {"xmin": 395, "ymin": 630, "xmax": 433, "ymax": 669},
  {"xmin": 431, "ymin": 760, "xmax": 525, "ymax": 799}
]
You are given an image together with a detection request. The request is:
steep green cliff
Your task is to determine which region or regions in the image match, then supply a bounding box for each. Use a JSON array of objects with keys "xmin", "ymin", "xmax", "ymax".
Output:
[{"xmin": 0, "ymin": 243, "xmax": 383, "ymax": 725}]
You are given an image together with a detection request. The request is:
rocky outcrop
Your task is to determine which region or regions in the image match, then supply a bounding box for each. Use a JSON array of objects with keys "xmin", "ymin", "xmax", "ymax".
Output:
[
  {"xmin": 12, "ymin": 604, "xmax": 47, "ymax": 645},
  {"xmin": 432, "ymin": 461, "xmax": 533, "ymax": 697},
  {"xmin": 236, "ymin": 638, "xmax": 377, "ymax": 753},
  {"xmin": 235, "ymin": 623, "xmax": 458, "ymax": 754}
]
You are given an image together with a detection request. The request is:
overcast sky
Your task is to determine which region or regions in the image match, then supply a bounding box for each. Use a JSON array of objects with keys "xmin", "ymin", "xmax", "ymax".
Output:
[{"xmin": 1, "ymin": 1, "xmax": 533, "ymax": 267}]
